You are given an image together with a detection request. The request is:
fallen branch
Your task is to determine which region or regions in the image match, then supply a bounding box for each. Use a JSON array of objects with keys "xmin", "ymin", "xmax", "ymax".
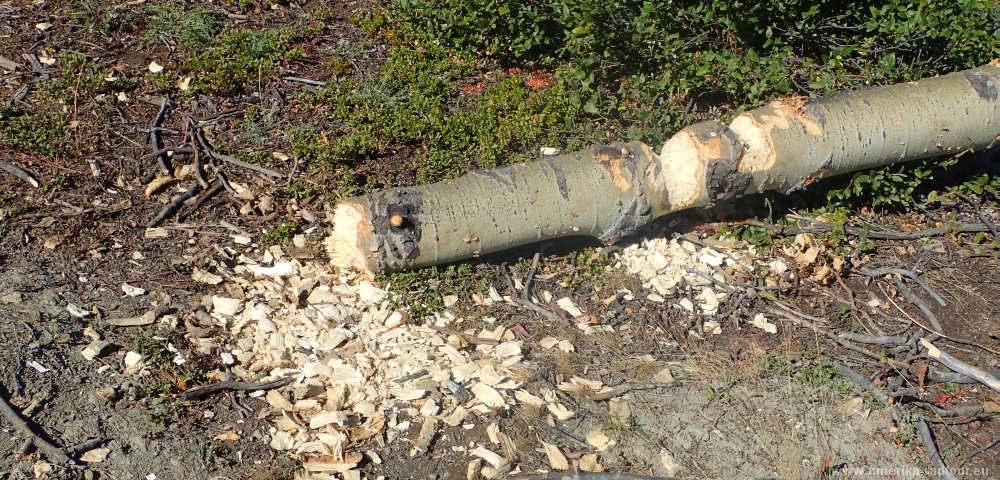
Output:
[
  {"xmin": 956, "ymin": 192, "xmax": 999, "ymax": 240},
  {"xmin": 915, "ymin": 417, "xmax": 960, "ymax": 480},
  {"xmin": 0, "ymin": 159, "xmax": 39, "ymax": 187},
  {"xmin": 0, "ymin": 385, "xmax": 74, "ymax": 464},
  {"xmin": 177, "ymin": 377, "xmax": 293, "ymax": 402},
  {"xmin": 856, "ymin": 266, "xmax": 946, "ymax": 306},
  {"xmin": 147, "ymin": 182, "xmax": 202, "ymax": 228},
  {"xmin": 895, "ymin": 280, "xmax": 944, "ymax": 334},
  {"xmin": 920, "ymin": 338, "xmax": 1000, "ymax": 393}
]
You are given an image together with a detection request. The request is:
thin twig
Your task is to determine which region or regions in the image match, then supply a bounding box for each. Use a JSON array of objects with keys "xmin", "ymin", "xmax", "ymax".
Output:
[
  {"xmin": 149, "ymin": 97, "xmax": 172, "ymax": 174},
  {"xmin": 588, "ymin": 382, "xmax": 679, "ymax": 402},
  {"xmin": 145, "ymin": 146, "xmax": 195, "ymax": 159},
  {"xmin": 425, "ymin": 325, "xmax": 499, "ymax": 346},
  {"xmin": 282, "ymin": 76, "xmax": 327, "ymax": 87},
  {"xmin": 18, "ymin": 208, "xmax": 93, "ymax": 220},
  {"xmin": 177, "ymin": 377, "xmax": 292, "ymax": 402},
  {"xmin": 857, "ymin": 266, "xmax": 946, "ymax": 306},
  {"xmin": 214, "ymin": 153, "xmax": 285, "ymax": 178},
  {"xmin": 953, "ymin": 439, "xmax": 1000, "ymax": 469},
  {"xmin": 680, "ymin": 266, "xmax": 734, "ymax": 291},
  {"xmin": 530, "ymin": 419, "xmax": 591, "ymax": 450},
  {"xmin": 522, "ymin": 252, "xmax": 541, "ymax": 302},
  {"xmin": 178, "ymin": 183, "xmax": 223, "ymax": 221},
  {"xmin": 0, "ymin": 385, "xmax": 74, "ymax": 464},
  {"xmin": 837, "ymin": 332, "xmax": 908, "ymax": 345},
  {"xmin": 895, "ymin": 280, "xmax": 944, "ymax": 334},
  {"xmin": 956, "ymin": 192, "xmax": 999, "ymax": 239}
]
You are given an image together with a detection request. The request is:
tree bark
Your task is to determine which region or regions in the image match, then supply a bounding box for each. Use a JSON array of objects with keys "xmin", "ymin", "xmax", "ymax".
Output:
[{"xmin": 326, "ymin": 60, "xmax": 1000, "ymax": 273}]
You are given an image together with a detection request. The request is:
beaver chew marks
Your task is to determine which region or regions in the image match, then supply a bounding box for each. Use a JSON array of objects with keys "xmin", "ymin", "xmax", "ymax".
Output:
[{"xmin": 371, "ymin": 187, "xmax": 423, "ymax": 269}]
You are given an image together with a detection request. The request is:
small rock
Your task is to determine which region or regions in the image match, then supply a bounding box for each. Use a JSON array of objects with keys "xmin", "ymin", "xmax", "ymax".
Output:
[{"xmin": 0, "ymin": 292, "xmax": 23, "ymax": 304}]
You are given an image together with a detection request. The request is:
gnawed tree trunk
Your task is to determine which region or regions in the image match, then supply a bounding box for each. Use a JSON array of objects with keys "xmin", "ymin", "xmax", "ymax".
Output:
[{"xmin": 326, "ymin": 60, "xmax": 1000, "ymax": 273}]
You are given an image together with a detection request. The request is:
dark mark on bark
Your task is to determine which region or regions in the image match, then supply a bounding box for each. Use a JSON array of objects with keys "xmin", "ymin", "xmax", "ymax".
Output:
[
  {"xmin": 370, "ymin": 187, "xmax": 423, "ymax": 270},
  {"xmin": 963, "ymin": 70, "xmax": 998, "ymax": 101},
  {"xmin": 545, "ymin": 157, "xmax": 569, "ymax": 201},
  {"xmin": 473, "ymin": 166, "xmax": 516, "ymax": 192}
]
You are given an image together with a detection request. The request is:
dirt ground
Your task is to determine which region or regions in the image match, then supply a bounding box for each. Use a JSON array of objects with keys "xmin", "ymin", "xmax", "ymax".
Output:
[{"xmin": 2, "ymin": 1, "xmax": 1000, "ymax": 480}]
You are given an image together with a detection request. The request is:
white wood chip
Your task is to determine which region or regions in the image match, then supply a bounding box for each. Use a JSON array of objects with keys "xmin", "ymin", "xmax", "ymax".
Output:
[
  {"xmin": 212, "ymin": 296, "xmax": 241, "ymax": 316},
  {"xmin": 546, "ymin": 402, "xmax": 575, "ymax": 420},
  {"xmin": 192, "ymin": 268, "xmax": 224, "ymax": 285},
  {"xmin": 66, "ymin": 303, "xmax": 91, "ymax": 318},
  {"xmin": 541, "ymin": 441, "xmax": 569, "ymax": 470},
  {"xmin": 123, "ymin": 351, "xmax": 143, "ymax": 367},
  {"xmin": 80, "ymin": 447, "xmax": 110, "ymax": 463},
  {"xmin": 470, "ymin": 383, "xmax": 505, "ymax": 408},
  {"xmin": 556, "ymin": 297, "xmax": 584, "ymax": 317},
  {"xmin": 121, "ymin": 283, "xmax": 145, "ymax": 296},
  {"xmin": 81, "ymin": 340, "xmax": 110, "ymax": 361}
]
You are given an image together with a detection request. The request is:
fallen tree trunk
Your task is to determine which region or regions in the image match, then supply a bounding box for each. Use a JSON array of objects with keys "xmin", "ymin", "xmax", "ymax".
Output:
[{"xmin": 326, "ymin": 60, "xmax": 1000, "ymax": 273}]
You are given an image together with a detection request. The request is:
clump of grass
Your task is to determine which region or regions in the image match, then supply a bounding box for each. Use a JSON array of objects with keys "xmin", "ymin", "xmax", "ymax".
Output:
[
  {"xmin": 144, "ymin": 3, "xmax": 221, "ymax": 53},
  {"xmin": 262, "ymin": 219, "xmax": 299, "ymax": 248},
  {"xmin": 184, "ymin": 26, "xmax": 306, "ymax": 94},
  {"xmin": 378, "ymin": 264, "xmax": 491, "ymax": 318},
  {"xmin": 43, "ymin": 52, "xmax": 139, "ymax": 101},
  {"xmin": 0, "ymin": 107, "xmax": 69, "ymax": 158}
]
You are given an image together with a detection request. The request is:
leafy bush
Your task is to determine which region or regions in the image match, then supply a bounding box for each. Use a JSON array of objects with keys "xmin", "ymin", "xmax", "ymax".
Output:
[
  {"xmin": 385, "ymin": 0, "xmax": 999, "ymax": 146},
  {"xmin": 372, "ymin": 0, "xmax": 1000, "ymax": 207}
]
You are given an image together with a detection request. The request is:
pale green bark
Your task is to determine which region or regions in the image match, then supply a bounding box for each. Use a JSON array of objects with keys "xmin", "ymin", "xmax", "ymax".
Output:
[{"xmin": 327, "ymin": 61, "xmax": 1000, "ymax": 273}]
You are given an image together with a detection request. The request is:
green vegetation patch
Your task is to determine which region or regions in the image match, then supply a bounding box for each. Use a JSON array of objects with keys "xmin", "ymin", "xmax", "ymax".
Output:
[
  {"xmin": 144, "ymin": 3, "xmax": 221, "ymax": 52},
  {"xmin": 184, "ymin": 26, "xmax": 305, "ymax": 94},
  {"xmin": 0, "ymin": 107, "xmax": 70, "ymax": 158},
  {"xmin": 298, "ymin": 32, "xmax": 569, "ymax": 195},
  {"xmin": 378, "ymin": 263, "xmax": 491, "ymax": 318}
]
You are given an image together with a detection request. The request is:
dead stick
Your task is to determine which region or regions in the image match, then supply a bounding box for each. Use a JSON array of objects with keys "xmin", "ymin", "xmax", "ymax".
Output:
[
  {"xmin": 214, "ymin": 152, "xmax": 284, "ymax": 178},
  {"xmin": 921, "ymin": 338, "xmax": 1000, "ymax": 393},
  {"xmin": 0, "ymin": 386, "xmax": 74, "ymax": 464},
  {"xmin": 895, "ymin": 280, "xmax": 944, "ymax": 334},
  {"xmin": 149, "ymin": 97, "xmax": 172, "ymax": 174},
  {"xmin": 178, "ymin": 183, "xmax": 223, "ymax": 221},
  {"xmin": 530, "ymin": 419, "xmax": 591, "ymax": 450},
  {"xmin": 956, "ymin": 192, "xmax": 999, "ymax": 239},
  {"xmin": 522, "ymin": 252, "xmax": 541, "ymax": 302},
  {"xmin": 178, "ymin": 377, "xmax": 292, "ymax": 402},
  {"xmin": 0, "ymin": 159, "xmax": 39, "ymax": 187},
  {"xmin": 18, "ymin": 208, "xmax": 93, "ymax": 220},
  {"xmin": 915, "ymin": 417, "xmax": 960, "ymax": 480},
  {"xmin": 147, "ymin": 182, "xmax": 202, "ymax": 228},
  {"xmin": 857, "ymin": 266, "xmax": 946, "ymax": 306}
]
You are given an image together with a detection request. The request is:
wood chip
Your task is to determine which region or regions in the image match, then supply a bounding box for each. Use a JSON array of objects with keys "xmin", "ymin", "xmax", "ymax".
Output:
[{"xmin": 541, "ymin": 441, "xmax": 569, "ymax": 470}]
